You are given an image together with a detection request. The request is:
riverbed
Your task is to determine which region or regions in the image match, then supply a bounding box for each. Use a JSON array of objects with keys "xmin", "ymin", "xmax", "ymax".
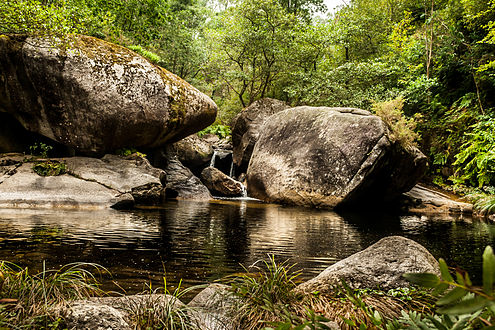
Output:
[{"xmin": 0, "ymin": 200, "xmax": 492, "ymax": 294}]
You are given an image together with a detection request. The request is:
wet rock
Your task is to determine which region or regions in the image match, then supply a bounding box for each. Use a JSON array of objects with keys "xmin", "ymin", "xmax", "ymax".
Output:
[
  {"xmin": 201, "ymin": 167, "xmax": 244, "ymax": 197},
  {"xmin": 404, "ymin": 184, "xmax": 473, "ymax": 214},
  {"xmin": 188, "ymin": 284, "xmax": 239, "ymax": 330},
  {"xmin": 297, "ymin": 236, "xmax": 440, "ymax": 293},
  {"xmin": 247, "ymin": 106, "xmax": 427, "ymax": 208},
  {"xmin": 231, "ymin": 98, "xmax": 290, "ymax": 174},
  {"xmin": 0, "ymin": 34, "xmax": 217, "ymax": 155}
]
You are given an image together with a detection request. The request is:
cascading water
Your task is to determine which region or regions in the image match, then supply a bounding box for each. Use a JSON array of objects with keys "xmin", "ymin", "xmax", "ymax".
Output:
[{"xmin": 209, "ymin": 149, "xmax": 250, "ymax": 199}]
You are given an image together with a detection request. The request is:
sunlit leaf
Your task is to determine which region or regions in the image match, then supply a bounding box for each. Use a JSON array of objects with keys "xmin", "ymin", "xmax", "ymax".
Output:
[{"xmin": 403, "ymin": 273, "xmax": 440, "ymax": 288}]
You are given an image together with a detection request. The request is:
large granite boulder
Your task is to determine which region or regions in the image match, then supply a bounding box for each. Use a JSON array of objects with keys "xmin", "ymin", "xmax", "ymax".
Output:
[
  {"xmin": 0, "ymin": 154, "xmax": 165, "ymax": 209},
  {"xmin": 201, "ymin": 167, "xmax": 244, "ymax": 197},
  {"xmin": 162, "ymin": 158, "xmax": 212, "ymax": 200},
  {"xmin": 0, "ymin": 34, "xmax": 217, "ymax": 155},
  {"xmin": 297, "ymin": 236, "xmax": 440, "ymax": 293},
  {"xmin": 231, "ymin": 98, "xmax": 290, "ymax": 174},
  {"xmin": 246, "ymin": 107, "xmax": 427, "ymax": 208},
  {"xmin": 170, "ymin": 134, "xmax": 215, "ymax": 176}
]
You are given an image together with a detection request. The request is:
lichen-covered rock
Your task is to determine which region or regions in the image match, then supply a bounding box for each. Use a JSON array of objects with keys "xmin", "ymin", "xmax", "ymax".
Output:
[
  {"xmin": 201, "ymin": 167, "xmax": 244, "ymax": 197},
  {"xmin": 297, "ymin": 236, "xmax": 440, "ymax": 293},
  {"xmin": 246, "ymin": 106, "xmax": 427, "ymax": 208},
  {"xmin": 231, "ymin": 98, "xmax": 290, "ymax": 174},
  {"xmin": 0, "ymin": 34, "xmax": 217, "ymax": 155}
]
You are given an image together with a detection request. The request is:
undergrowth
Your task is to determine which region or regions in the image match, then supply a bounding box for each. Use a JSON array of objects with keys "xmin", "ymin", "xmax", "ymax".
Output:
[{"xmin": 0, "ymin": 261, "xmax": 104, "ymax": 328}]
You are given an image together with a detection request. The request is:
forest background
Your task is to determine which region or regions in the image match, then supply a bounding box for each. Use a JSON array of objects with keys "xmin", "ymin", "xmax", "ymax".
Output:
[{"xmin": 1, "ymin": 0, "xmax": 495, "ymax": 204}]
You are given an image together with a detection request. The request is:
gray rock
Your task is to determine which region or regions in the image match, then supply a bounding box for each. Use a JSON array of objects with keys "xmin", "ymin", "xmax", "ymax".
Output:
[
  {"xmin": 188, "ymin": 283, "xmax": 238, "ymax": 330},
  {"xmin": 63, "ymin": 294, "xmax": 185, "ymax": 330},
  {"xmin": 297, "ymin": 236, "xmax": 440, "ymax": 293},
  {"xmin": 66, "ymin": 154, "xmax": 165, "ymax": 205},
  {"xmin": 246, "ymin": 106, "xmax": 427, "ymax": 208},
  {"xmin": 163, "ymin": 158, "xmax": 212, "ymax": 200},
  {"xmin": 63, "ymin": 301, "xmax": 131, "ymax": 330},
  {"xmin": 0, "ymin": 162, "xmax": 133, "ymax": 209},
  {"xmin": 404, "ymin": 184, "xmax": 473, "ymax": 214},
  {"xmin": 201, "ymin": 167, "xmax": 243, "ymax": 197},
  {"xmin": 171, "ymin": 134, "xmax": 215, "ymax": 176},
  {"xmin": 0, "ymin": 34, "xmax": 217, "ymax": 155},
  {"xmin": 231, "ymin": 98, "xmax": 290, "ymax": 174}
]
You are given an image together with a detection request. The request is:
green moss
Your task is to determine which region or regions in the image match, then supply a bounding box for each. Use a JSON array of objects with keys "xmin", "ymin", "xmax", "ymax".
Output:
[{"xmin": 32, "ymin": 160, "xmax": 67, "ymax": 176}]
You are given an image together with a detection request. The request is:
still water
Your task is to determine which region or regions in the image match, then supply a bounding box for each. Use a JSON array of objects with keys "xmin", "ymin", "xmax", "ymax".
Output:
[{"xmin": 0, "ymin": 200, "xmax": 494, "ymax": 294}]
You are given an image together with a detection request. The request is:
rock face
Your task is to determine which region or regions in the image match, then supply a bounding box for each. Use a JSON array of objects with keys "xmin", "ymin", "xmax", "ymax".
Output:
[
  {"xmin": 201, "ymin": 167, "xmax": 244, "ymax": 197},
  {"xmin": 162, "ymin": 158, "xmax": 212, "ymax": 200},
  {"xmin": 297, "ymin": 236, "xmax": 440, "ymax": 293},
  {"xmin": 231, "ymin": 98, "xmax": 290, "ymax": 174},
  {"xmin": 0, "ymin": 34, "xmax": 217, "ymax": 155},
  {"xmin": 246, "ymin": 107, "xmax": 427, "ymax": 208},
  {"xmin": 404, "ymin": 184, "xmax": 473, "ymax": 214},
  {"xmin": 0, "ymin": 154, "xmax": 164, "ymax": 209},
  {"xmin": 171, "ymin": 134, "xmax": 215, "ymax": 176}
]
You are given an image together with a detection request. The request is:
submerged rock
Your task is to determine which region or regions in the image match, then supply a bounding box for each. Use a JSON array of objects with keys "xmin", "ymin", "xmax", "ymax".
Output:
[
  {"xmin": 231, "ymin": 98, "xmax": 290, "ymax": 175},
  {"xmin": 247, "ymin": 106, "xmax": 427, "ymax": 208},
  {"xmin": 297, "ymin": 236, "xmax": 440, "ymax": 293},
  {"xmin": 0, "ymin": 34, "xmax": 217, "ymax": 155},
  {"xmin": 201, "ymin": 167, "xmax": 244, "ymax": 197}
]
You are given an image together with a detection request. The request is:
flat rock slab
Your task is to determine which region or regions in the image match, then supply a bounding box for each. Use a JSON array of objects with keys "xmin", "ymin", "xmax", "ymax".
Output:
[
  {"xmin": 404, "ymin": 184, "xmax": 473, "ymax": 214},
  {"xmin": 0, "ymin": 154, "xmax": 165, "ymax": 209},
  {"xmin": 297, "ymin": 236, "xmax": 440, "ymax": 293},
  {"xmin": 0, "ymin": 162, "xmax": 131, "ymax": 209}
]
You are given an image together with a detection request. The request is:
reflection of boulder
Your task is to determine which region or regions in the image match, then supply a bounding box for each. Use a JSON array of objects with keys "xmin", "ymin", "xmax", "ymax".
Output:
[
  {"xmin": 231, "ymin": 98, "xmax": 290, "ymax": 175},
  {"xmin": 0, "ymin": 34, "xmax": 216, "ymax": 155},
  {"xmin": 297, "ymin": 236, "xmax": 440, "ymax": 293},
  {"xmin": 247, "ymin": 107, "xmax": 427, "ymax": 208}
]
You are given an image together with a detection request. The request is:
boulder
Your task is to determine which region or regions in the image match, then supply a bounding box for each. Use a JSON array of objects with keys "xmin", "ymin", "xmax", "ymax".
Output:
[
  {"xmin": 63, "ymin": 294, "xmax": 185, "ymax": 329},
  {"xmin": 162, "ymin": 158, "xmax": 212, "ymax": 200},
  {"xmin": 246, "ymin": 107, "xmax": 427, "ymax": 208},
  {"xmin": 188, "ymin": 283, "xmax": 239, "ymax": 330},
  {"xmin": 297, "ymin": 236, "xmax": 440, "ymax": 293},
  {"xmin": 0, "ymin": 34, "xmax": 217, "ymax": 155},
  {"xmin": 0, "ymin": 153, "xmax": 165, "ymax": 209},
  {"xmin": 201, "ymin": 167, "xmax": 244, "ymax": 197},
  {"xmin": 231, "ymin": 98, "xmax": 290, "ymax": 174},
  {"xmin": 170, "ymin": 134, "xmax": 215, "ymax": 176}
]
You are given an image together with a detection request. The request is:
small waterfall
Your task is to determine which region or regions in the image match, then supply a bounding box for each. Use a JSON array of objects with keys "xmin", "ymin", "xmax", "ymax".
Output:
[
  {"xmin": 209, "ymin": 150, "xmax": 218, "ymax": 168},
  {"xmin": 240, "ymin": 182, "xmax": 248, "ymax": 198}
]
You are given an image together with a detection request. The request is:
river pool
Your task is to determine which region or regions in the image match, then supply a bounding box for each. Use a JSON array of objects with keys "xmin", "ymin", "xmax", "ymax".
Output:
[{"xmin": 0, "ymin": 200, "xmax": 493, "ymax": 294}]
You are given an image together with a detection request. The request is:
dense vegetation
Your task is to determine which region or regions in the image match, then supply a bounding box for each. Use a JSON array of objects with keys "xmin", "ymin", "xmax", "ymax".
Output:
[{"xmin": 1, "ymin": 0, "xmax": 495, "ymax": 202}]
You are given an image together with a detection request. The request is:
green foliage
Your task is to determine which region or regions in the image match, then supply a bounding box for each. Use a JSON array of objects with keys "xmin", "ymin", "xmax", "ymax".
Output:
[
  {"xmin": 0, "ymin": 261, "xmax": 104, "ymax": 328},
  {"xmin": 0, "ymin": 0, "xmax": 88, "ymax": 37},
  {"xmin": 115, "ymin": 147, "xmax": 146, "ymax": 158},
  {"xmin": 197, "ymin": 124, "xmax": 232, "ymax": 140},
  {"xmin": 467, "ymin": 188, "xmax": 495, "ymax": 215},
  {"xmin": 128, "ymin": 45, "xmax": 162, "ymax": 64},
  {"xmin": 372, "ymin": 97, "xmax": 420, "ymax": 150},
  {"xmin": 29, "ymin": 142, "xmax": 53, "ymax": 159},
  {"xmin": 32, "ymin": 161, "xmax": 67, "ymax": 177},
  {"xmin": 452, "ymin": 117, "xmax": 495, "ymax": 187},
  {"xmin": 267, "ymin": 308, "xmax": 332, "ymax": 329},
  {"xmin": 402, "ymin": 246, "xmax": 495, "ymax": 329}
]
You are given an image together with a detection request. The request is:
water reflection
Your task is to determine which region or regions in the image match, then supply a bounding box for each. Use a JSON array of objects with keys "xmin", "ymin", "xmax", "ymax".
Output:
[{"xmin": 0, "ymin": 201, "xmax": 493, "ymax": 293}]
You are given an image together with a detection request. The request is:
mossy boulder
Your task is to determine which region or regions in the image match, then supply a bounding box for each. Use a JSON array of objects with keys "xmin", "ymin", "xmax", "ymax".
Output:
[
  {"xmin": 246, "ymin": 106, "xmax": 427, "ymax": 208},
  {"xmin": 0, "ymin": 34, "xmax": 217, "ymax": 155}
]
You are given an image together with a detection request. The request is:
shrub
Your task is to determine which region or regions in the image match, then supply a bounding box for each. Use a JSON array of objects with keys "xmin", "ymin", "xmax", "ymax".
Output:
[
  {"xmin": 452, "ymin": 116, "xmax": 495, "ymax": 188},
  {"xmin": 197, "ymin": 124, "xmax": 232, "ymax": 140},
  {"xmin": 29, "ymin": 142, "xmax": 53, "ymax": 158},
  {"xmin": 32, "ymin": 160, "xmax": 67, "ymax": 176},
  {"xmin": 372, "ymin": 97, "xmax": 420, "ymax": 150}
]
